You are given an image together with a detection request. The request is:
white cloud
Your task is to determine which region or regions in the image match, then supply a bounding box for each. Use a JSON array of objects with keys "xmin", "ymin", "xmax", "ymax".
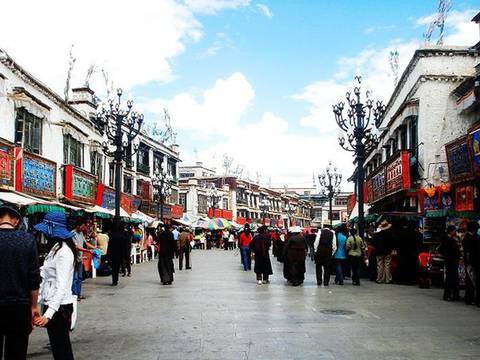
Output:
[
  {"xmin": 143, "ymin": 72, "xmax": 255, "ymax": 135},
  {"xmin": 0, "ymin": 0, "xmax": 205, "ymax": 96},
  {"xmin": 364, "ymin": 25, "xmax": 395, "ymax": 34},
  {"xmin": 256, "ymin": 3, "xmax": 273, "ymax": 19},
  {"xmin": 184, "ymin": 0, "xmax": 250, "ymax": 14}
]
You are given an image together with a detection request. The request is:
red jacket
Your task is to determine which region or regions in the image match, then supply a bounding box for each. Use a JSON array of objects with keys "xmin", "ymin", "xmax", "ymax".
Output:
[{"xmin": 239, "ymin": 232, "xmax": 253, "ymax": 248}]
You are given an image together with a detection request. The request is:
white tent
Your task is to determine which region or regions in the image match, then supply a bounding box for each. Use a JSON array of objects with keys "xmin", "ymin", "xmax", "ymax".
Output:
[{"xmin": 348, "ymin": 202, "xmax": 371, "ymax": 221}]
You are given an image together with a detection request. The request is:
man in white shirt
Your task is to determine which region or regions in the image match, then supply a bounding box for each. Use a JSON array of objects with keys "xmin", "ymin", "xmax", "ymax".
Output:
[{"xmin": 313, "ymin": 225, "xmax": 337, "ymax": 286}]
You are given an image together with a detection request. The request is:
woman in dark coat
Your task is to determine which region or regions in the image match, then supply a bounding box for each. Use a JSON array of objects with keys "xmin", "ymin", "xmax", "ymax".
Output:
[
  {"xmin": 283, "ymin": 227, "xmax": 308, "ymax": 286},
  {"xmin": 157, "ymin": 225, "xmax": 176, "ymax": 285},
  {"xmin": 249, "ymin": 226, "xmax": 273, "ymax": 285}
]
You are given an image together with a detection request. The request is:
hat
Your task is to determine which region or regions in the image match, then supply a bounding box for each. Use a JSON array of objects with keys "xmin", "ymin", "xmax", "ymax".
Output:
[
  {"xmin": 288, "ymin": 226, "xmax": 303, "ymax": 233},
  {"xmin": 377, "ymin": 220, "xmax": 392, "ymax": 231},
  {"xmin": 0, "ymin": 204, "xmax": 22, "ymax": 220},
  {"xmin": 34, "ymin": 211, "xmax": 74, "ymax": 239}
]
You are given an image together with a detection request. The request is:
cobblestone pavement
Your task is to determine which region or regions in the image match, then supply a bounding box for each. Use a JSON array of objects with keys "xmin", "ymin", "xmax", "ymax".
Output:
[{"xmin": 28, "ymin": 249, "xmax": 480, "ymax": 360}]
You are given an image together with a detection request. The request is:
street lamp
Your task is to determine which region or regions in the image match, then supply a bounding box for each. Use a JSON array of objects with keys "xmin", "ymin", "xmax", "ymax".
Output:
[
  {"xmin": 93, "ymin": 88, "xmax": 143, "ymax": 229},
  {"xmin": 333, "ymin": 76, "xmax": 384, "ymax": 237},
  {"xmin": 152, "ymin": 168, "xmax": 173, "ymax": 223},
  {"xmin": 318, "ymin": 162, "xmax": 342, "ymax": 226},
  {"xmin": 259, "ymin": 198, "xmax": 271, "ymax": 224},
  {"xmin": 207, "ymin": 183, "xmax": 221, "ymax": 218}
]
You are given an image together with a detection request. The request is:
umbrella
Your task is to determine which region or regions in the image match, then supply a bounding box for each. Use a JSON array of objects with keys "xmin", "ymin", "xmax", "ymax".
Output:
[{"xmin": 214, "ymin": 218, "xmax": 231, "ymax": 229}]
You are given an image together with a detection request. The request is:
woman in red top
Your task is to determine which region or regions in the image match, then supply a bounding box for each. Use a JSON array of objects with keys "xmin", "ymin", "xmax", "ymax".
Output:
[{"xmin": 239, "ymin": 224, "xmax": 253, "ymax": 271}]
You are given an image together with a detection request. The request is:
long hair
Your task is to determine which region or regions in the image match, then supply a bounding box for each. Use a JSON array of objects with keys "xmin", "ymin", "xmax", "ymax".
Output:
[{"xmin": 51, "ymin": 237, "xmax": 77, "ymax": 264}]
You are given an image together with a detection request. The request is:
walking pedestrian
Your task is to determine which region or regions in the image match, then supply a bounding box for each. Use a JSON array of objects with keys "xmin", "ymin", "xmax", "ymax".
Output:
[
  {"xmin": 314, "ymin": 225, "xmax": 336, "ymax": 286},
  {"xmin": 178, "ymin": 227, "xmax": 192, "ymax": 270},
  {"xmin": 71, "ymin": 217, "xmax": 93, "ymax": 300},
  {"xmin": 172, "ymin": 226, "xmax": 180, "ymax": 258},
  {"xmin": 346, "ymin": 228, "xmax": 365, "ymax": 286},
  {"xmin": 157, "ymin": 225, "xmax": 176, "ymax": 285},
  {"xmin": 0, "ymin": 204, "xmax": 40, "ymax": 360},
  {"xmin": 250, "ymin": 226, "xmax": 273, "ymax": 285},
  {"xmin": 108, "ymin": 223, "xmax": 130, "ymax": 286},
  {"xmin": 239, "ymin": 224, "xmax": 253, "ymax": 271},
  {"xmin": 283, "ymin": 226, "xmax": 308, "ymax": 286},
  {"xmin": 120, "ymin": 226, "xmax": 132, "ymax": 277},
  {"xmin": 334, "ymin": 224, "xmax": 348, "ymax": 285},
  {"xmin": 34, "ymin": 211, "xmax": 76, "ymax": 360},
  {"xmin": 463, "ymin": 221, "xmax": 480, "ymax": 306},
  {"xmin": 373, "ymin": 220, "xmax": 394, "ymax": 284},
  {"xmin": 438, "ymin": 225, "xmax": 460, "ymax": 301}
]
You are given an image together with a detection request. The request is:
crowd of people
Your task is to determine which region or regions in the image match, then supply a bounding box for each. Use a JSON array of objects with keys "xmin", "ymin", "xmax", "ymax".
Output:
[{"xmin": 234, "ymin": 218, "xmax": 480, "ymax": 310}]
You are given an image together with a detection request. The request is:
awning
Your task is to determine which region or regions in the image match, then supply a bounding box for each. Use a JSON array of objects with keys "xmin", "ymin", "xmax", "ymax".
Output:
[
  {"xmin": 132, "ymin": 210, "xmax": 155, "ymax": 223},
  {"xmin": 0, "ymin": 191, "xmax": 45, "ymax": 206},
  {"xmin": 425, "ymin": 209, "xmax": 480, "ymax": 219}
]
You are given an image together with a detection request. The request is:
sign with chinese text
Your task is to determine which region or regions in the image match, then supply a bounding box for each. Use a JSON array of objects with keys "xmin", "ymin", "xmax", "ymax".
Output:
[
  {"xmin": 64, "ymin": 165, "xmax": 97, "ymax": 204},
  {"xmin": 471, "ymin": 128, "xmax": 480, "ymax": 174},
  {"xmin": 100, "ymin": 185, "xmax": 116, "ymax": 210},
  {"xmin": 445, "ymin": 136, "xmax": 473, "ymax": 184},
  {"xmin": 385, "ymin": 151, "xmax": 410, "ymax": 195},
  {"xmin": 15, "ymin": 149, "xmax": 56, "ymax": 198},
  {"xmin": 0, "ymin": 141, "xmax": 14, "ymax": 189}
]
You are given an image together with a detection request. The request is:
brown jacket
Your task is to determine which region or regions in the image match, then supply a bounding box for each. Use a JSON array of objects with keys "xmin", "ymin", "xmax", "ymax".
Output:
[{"xmin": 178, "ymin": 231, "xmax": 192, "ymax": 248}]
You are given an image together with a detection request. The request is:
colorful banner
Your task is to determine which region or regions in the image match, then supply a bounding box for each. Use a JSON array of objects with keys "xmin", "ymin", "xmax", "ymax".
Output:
[
  {"xmin": 15, "ymin": 148, "xmax": 56, "ymax": 198},
  {"xmin": 137, "ymin": 179, "xmax": 152, "ymax": 200},
  {"xmin": 64, "ymin": 165, "xmax": 97, "ymax": 204},
  {"xmin": 371, "ymin": 168, "xmax": 385, "ymax": 202},
  {"xmin": 0, "ymin": 141, "xmax": 14, "ymax": 189},
  {"xmin": 445, "ymin": 136, "xmax": 473, "ymax": 184},
  {"xmin": 100, "ymin": 186, "xmax": 116, "ymax": 210},
  {"xmin": 385, "ymin": 151, "xmax": 410, "ymax": 195},
  {"xmin": 471, "ymin": 128, "xmax": 480, "ymax": 173},
  {"xmin": 455, "ymin": 184, "xmax": 474, "ymax": 212},
  {"xmin": 171, "ymin": 204, "xmax": 183, "ymax": 219}
]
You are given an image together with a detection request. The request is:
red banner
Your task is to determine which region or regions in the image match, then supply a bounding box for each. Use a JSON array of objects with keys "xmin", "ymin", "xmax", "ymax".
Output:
[
  {"xmin": 236, "ymin": 216, "xmax": 246, "ymax": 225},
  {"xmin": 171, "ymin": 204, "xmax": 183, "ymax": 219},
  {"xmin": 0, "ymin": 141, "xmax": 14, "ymax": 189},
  {"xmin": 137, "ymin": 179, "xmax": 152, "ymax": 200},
  {"xmin": 222, "ymin": 209, "xmax": 233, "ymax": 221},
  {"xmin": 455, "ymin": 184, "xmax": 474, "ymax": 211},
  {"xmin": 121, "ymin": 193, "xmax": 134, "ymax": 215},
  {"xmin": 347, "ymin": 194, "xmax": 356, "ymax": 215}
]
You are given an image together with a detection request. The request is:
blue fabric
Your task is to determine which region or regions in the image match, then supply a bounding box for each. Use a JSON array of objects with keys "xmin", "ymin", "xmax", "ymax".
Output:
[
  {"xmin": 334, "ymin": 233, "xmax": 347, "ymax": 259},
  {"xmin": 34, "ymin": 211, "xmax": 74, "ymax": 240},
  {"xmin": 72, "ymin": 263, "xmax": 83, "ymax": 296},
  {"xmin": 92, "ymin": 249, "xmax": 102, "ymax": 270},
  {"xmin": 335, "ymin": 259, "xmax": 344, "ymax": 284},
  {"xmin": 241, "ymin": 247, "xmax": 251, "ymax": 271}
]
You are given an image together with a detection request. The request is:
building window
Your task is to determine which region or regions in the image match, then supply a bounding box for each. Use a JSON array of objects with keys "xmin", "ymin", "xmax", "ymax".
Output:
[
  {"xmin": 409, "ymin": 116, "xmax": 418, "ymax": 156},
  {"xmin": 330, "ymin": 211, "xmax": 340, "ymax": 221},
  {"xmin": 400, "ymin": 125, "xmax": 407, "ymax": 150},
  {"xmin": 198, "ymin": 194, "xmax": 208, "ymax": 214},
  {"xmin": 125, "ymin": 143, "xmax": 133, "ymax": 169},
  {"xmin": 15, "ymin": 108, "xmax": 43, "ymax": 154},
  {"xmin": 180, "ymin": 172, "xmax": 195, "ymax": 178},
  {"xmin": 137, "ymin": 143, "xmax": 150, "ymax": 175},
  {"xmin": 179, "ymin": 193, "xmax": 187, "ymax": 210},
  {"xmin": 167, "ymin": 159, "xmax": 177, "ymax": 179},
  {"xmin": 334, "ymin": 197, "xmax": 348, "ymax": 206},
  {"xmin": 90, "ymin": 151, "xmax": 104, "ymax": 182},
  {"xmin": 153, "ymin": 152, "xmax": 163, "ymax": 173},
  {"xmin": 222, "ymin": 198, "xmax": 229, "ymax": 210},
  {"xmin": 63, "ymin": 134, "xmax": 84, "ymax": 167},
  {"xmin": 123, "ymin": 175, "xmax": 132, "ymax": 194}
]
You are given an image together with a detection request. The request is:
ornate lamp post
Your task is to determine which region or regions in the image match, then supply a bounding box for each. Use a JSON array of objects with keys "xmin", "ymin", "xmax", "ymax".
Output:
[
  {"xmin": 333, "ymin": 76, "xmax": 385, "ymax": 237},
  {"xmin": 94, "ymin": 88, "xmax": 143, "ymax": 229},
  {"xmin": 152, "ymin": 168, "xmax": 173, "ymax": 222},
  {"xmin": 318, "ymin": 162, "xmax": 342, "ymax": 226},
  {"xmin": 259, "ymin": 198, "xmax": 271, "ymax": 224},
  {"xmin": 207, "ymin": 183, "xmax": 221, "ymax": 218}
]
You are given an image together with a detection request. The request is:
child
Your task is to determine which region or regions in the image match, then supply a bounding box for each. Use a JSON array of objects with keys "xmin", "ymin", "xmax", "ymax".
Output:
[{"xmin": 418, "ymin": 245, "xmax": 432, "ymax": 289}]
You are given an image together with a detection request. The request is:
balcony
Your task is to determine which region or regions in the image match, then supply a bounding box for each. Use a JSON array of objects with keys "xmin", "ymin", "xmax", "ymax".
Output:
[{"xmin": 137, "ymin": 163, "xmax": 150, "ymax": 175}]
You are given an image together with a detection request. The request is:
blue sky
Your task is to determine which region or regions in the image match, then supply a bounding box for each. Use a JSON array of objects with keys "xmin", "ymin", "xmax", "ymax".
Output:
[{"xmin": 1, "ymin": 0, "xmax": 479, "ymax": 188}]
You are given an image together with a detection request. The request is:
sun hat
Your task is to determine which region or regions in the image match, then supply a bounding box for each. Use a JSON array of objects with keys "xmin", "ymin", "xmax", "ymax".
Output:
[
  {"xmin": 377, "ymin": 220, "xmax": 392, "ymax": 232},
  {"xmin": 288, "ymin": 226, "xmax": 303, "ymax": 233},
  {"xmin": 0, "ymin": 204, "xmax": 22, "ymax": 220},
  {"xmin": 34, "ymin": 211, "xmax": 74, "ymax": 239}
]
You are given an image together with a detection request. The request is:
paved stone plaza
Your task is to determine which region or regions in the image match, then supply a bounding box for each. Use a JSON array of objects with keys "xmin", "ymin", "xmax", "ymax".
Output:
[{"xmin": 28, "ymin": 250, "xmax": 480, "ymax": 360}]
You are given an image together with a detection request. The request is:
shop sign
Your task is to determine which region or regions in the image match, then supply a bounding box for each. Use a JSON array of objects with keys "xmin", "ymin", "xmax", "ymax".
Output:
[
  {"xmin": 445, "ymin": 136, "xmax": 473, "ymax": 184},
  {"xmin": 64, "ymin": 165, "xmax": 97, "ymax": 204},
  {"xmin": 98, "ymin": 185, "xmax": 116, "ymax": 210},
  {"xmin": 471, "ymin": 128, "xmax": 480, "ymax": 174},
  {"xmin": 0, "ymin": 141, "xmax": 14, "ymax": 189},
  {"xmin": 370, "ymin": 168, "xmax": 385, "ymax": 202},
  {"xmin": 121, "ymin": 193, "xmax": 134, "ymax": 215},
  {"xmin": 222, "ymin": 209, "xmax": 233, "ymax": 221},
  {"xmin": 171, "ymin": 204, "xmax": 183, "ymax": 219},
  {"xmin": 15, "ymin": 148, "xmax": 56, "ymax": 198},
  {"xmin": 236, "ymin": 216, "xmax": 246, "ymax": 225},
  {"xmin": 132, "ymin": 196, "xmax": 142, "ymax": 212},
  {"xmin": 207, "ymin": 208, "xmax": 223, "ymax": 218},
  {"xmin": 385, "ymin": 151, "xmax": 410, "ymax": 195}
]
